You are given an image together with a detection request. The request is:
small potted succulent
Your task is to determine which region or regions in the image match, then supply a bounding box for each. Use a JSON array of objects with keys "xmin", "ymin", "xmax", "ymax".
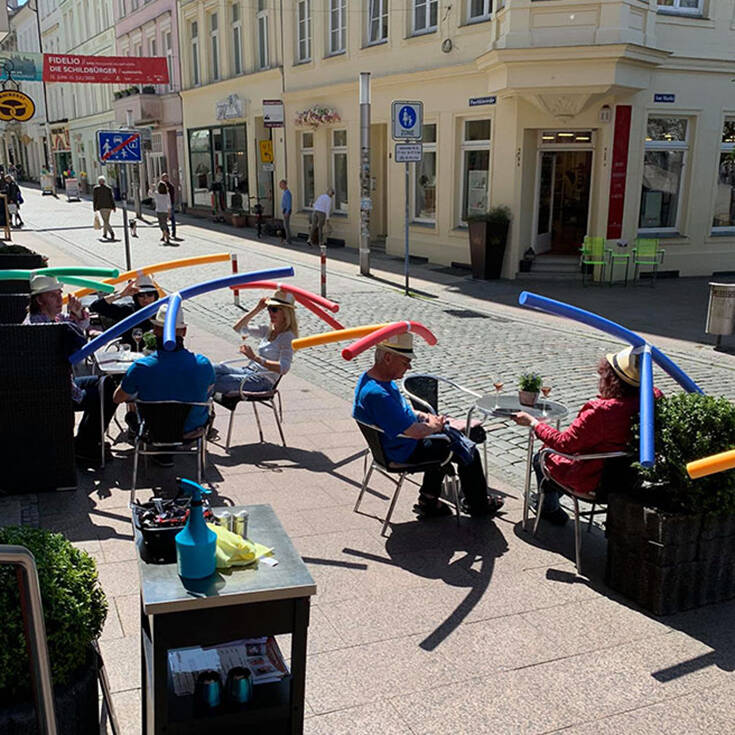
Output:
[
  {"xmin": 142, "ymin": 330, "xmax": 157, "ymax": 354},
  {"xmin": 518, "ymin": 372, "xmax": 542, "ymax": 407}
]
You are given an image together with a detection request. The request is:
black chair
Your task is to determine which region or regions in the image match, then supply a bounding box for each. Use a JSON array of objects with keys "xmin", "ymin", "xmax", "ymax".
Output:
[
  {"xmin": 534, "ymin": 448, "xmax": 633, "ymax": 574},
  {"xmin": 213, "ymin": 370, "xmax": 285, "ymax": 451},
  {"xmin": 130, "ymin": 399, "xmax": 212, "ymax": 504},
  {"xmin": 353, "ymin": 419, "xmax": 460, "ymax": 536}
]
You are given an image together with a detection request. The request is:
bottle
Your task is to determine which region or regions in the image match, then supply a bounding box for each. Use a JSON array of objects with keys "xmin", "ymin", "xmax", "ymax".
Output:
[{"xmin": 175, "ymin": 478, "xmax": 217, "ymax": 579}]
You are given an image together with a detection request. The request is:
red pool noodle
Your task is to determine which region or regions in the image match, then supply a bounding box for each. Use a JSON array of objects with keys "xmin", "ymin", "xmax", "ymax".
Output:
[
  {"xmin": 227, "ymin": 280, "xmax": 339, "ymax": 312},
  {"xmin": 341, "ymin": 321, "xmax": 436, "ymax": 361}
]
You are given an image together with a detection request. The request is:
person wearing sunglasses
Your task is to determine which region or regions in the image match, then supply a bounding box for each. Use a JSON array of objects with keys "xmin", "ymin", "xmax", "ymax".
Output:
[{"xmin": 212, "ymin": 289, "xmax": 299, "ymax": 394}]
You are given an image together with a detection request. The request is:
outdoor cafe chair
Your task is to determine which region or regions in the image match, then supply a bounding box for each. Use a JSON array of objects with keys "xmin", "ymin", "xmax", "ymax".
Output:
[
  {"xmin": 212, "ymin": 362, "xmax": 285, "ymax": 451},
  {"xmin": 534, "ymin": 447, "xmax": 633, "ymax": 574},
  {"xmin": 353, "ymin": 419, "xmax": 460, "ymax": 537},
  {"xmin": 579, "ymin": 236, "xmax": 610, "ymax": 287},
  {"xmin": 632, "ymin": 238, "xmax": 665, "ymax": 286},
  {"xmin": 130, "ymin": 398, "xmax": 212, "ymax": 505}
]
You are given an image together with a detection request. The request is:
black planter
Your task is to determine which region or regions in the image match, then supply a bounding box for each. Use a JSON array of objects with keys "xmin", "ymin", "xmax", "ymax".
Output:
[
  {"xmin": 606, "ymin": 492, "xmax": 735, "ymax": 615},
  {"xmin": 0, "ymin": 650, "xmax": 98, "ymax": 735},
  {"xmin": 468, "ymin": 220, "xmax": 509, "ymax": 279},
  {"xmin": 0, "ymin": 254, "xmax": 46, "ymax": 294},
  {"xmin": 0, "ymin": 294, "xmax": 29, "ymax": 324}
]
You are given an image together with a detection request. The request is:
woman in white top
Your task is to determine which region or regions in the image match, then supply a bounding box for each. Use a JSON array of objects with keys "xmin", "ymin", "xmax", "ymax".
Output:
[
  {"xmin": 153, "ymin": 181, "xmax": 171, "ymax": 244},
  {"xmin": 213, "ymin": 289, "xmax": 298, "ymax": 394}
]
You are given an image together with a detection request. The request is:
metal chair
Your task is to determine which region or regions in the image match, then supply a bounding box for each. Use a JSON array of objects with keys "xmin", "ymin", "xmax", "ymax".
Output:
[
  {"xmin": 130, "ymin": 399, "xmax": 212, "ymax": 504},
  {"xmin": 353, "ymin": 419, "xmax": 460, "ymax": 536},
  {"xmin": 212, "ymin": 367, "xmax": 285, "ymax": 451},
  {"xmin": 633, "ymin": 238, "xmax": 665, "ymax": 286},
  {"xmin": 532, "ymin": 448, "xmax": 633, "ymax": 575},
  {"xmin": 580, "ymin": 236, "xmax": 609, "ymax": 286}
]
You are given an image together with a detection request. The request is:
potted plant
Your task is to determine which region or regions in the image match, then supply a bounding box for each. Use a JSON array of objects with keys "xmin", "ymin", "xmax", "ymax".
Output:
[
  {"xmin": 0, "ymin": 526, "xmax": 107, "ymax": 733},
  {"xmin": 142, "ymin": 330, "xmax": 157, "ymax": 355},
  {"xmin": 467, "ymin": 205, "xmax": 511, "ymax": 280},
  {"xmin": 230, "ymin": 210, "xmax": 247, "ymax": 227},
  {"xmin": 518, "ymin": 372, "xmax": 542, "ymax": 407},
  {"xmin": 606, "ymin": 393, "xmax": 735, "ymax": 615},
  {"xmin": 519, "ymin": 246, "xmax": 535, "ymax": 274},
  {"xmin": 141, "ymin": 85, "xmax": 155, "ymax": 94}
]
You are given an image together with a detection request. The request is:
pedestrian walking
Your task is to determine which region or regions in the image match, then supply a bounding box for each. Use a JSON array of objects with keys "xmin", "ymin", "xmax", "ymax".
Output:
[
  {"xmin": 3, "ymin": 174, "xmax": 23, "ymax": 227},
  {"xmin": 310, "ymin": 188, "xmax": 333, "ymax": 248},
  {"xmin": 279, "ymin": 179, "xmax": 292, "ymax": 245},
  {"xmin": 152, "ymin": 181, "xmax": 172, "ymax": 245},
  {"xmin": 92, "ymin": 175, "xmax": 116, "ymax": 240},
  {"xmin": 161, "ymin": 172, "xmax": 178, "ymax": 240}
]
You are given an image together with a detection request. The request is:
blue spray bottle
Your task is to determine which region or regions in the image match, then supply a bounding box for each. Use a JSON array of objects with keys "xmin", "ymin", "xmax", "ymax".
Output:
[{"xmin": 175, "ymin": 478, "xmax": 217, "ymax": 579}]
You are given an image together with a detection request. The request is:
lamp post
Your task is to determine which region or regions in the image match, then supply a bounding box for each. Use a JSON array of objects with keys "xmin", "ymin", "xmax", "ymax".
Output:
[{"xmin": 359, "ymin": 72, "xmax": 371, "ymax": 277}]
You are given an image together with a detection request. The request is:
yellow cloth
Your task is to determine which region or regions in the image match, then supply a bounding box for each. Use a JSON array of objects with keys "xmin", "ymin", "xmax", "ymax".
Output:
[{"xmin": 207, "ymin": 523, "xmax": 273, "ymax": 569}]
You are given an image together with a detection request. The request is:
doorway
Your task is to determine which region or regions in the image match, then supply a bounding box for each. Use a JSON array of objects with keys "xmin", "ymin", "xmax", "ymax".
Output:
[{"xmin": 535, "ymin": 149, "xmax": 593, "ymax": 254}]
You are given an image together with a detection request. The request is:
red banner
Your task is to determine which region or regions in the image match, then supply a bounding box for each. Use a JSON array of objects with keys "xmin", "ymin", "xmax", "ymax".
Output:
[
  {"xmin": 43, "ymin": 54, "xmax": 169, "ymax": 85},
  {"xmin": 606, "ymin": 105, "xmax": 632, "ymax": 240}
]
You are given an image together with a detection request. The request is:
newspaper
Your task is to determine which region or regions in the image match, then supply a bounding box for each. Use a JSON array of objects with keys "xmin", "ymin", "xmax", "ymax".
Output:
[{"xmin": 168, "ymin": 636, "xmax": 289, "ymax": 696}]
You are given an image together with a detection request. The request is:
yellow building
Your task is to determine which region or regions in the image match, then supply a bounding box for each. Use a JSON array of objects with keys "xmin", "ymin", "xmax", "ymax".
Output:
[{"xmin": 179, "ymin": 0, "xmax": 735, "ymax": 279}]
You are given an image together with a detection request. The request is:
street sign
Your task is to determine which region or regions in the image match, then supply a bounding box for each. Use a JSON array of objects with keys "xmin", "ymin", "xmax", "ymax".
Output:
[
  {"xmin": 96, "ymin": 130, "xmax": 142, "ymax": 164},
  {"xmin": 263, "ymin": 99, "xmax": 284, "ymax": 128},
  {"xmin": 259, "ymin": 139, "xmax": 274, "ymax": 163},
  {"xmin": 391, "ymin": 100, "xmax": 423, "ymax": 141},
  {"xmin": 394, "ymin": 143, "xmax": 423, "ymax": 163}
]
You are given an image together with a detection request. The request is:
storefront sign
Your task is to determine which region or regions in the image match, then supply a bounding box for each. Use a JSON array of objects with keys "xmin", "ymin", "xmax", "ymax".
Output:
[
  {"xmin": 51, "ymin": 126, "xmax": 70, "ymax": 152},
  {"xmin": 653, "ymin": 94, "xmax": 675, "ymax": 103},
  {"xmin": 215, "ymin": 94, "xmax": 244, "ymax": 121},
  {"xmin": 263, "ymin": 99, "xmax": 284, "ymax": 128},
  {"xmin": 0, "ymin": 90, "xmax": 35, "ymax": 121},
  {"xmin": 469, "ymin": 96, "xmax": 496, "ymax": 106},
  {"xmin": 0, "ymin": 51, "xmax": 43, "ymax": 82},
  {"xmin": 606, "ymin": 105, "xmax": 632, "ymax": 240},
  {"xmin": 65, "ymin": 177, "xmax": 80, "ymax": 201},
  {"xmin": 259, "ymin": 140, "xmax": 274, "ymax": 164},
  {"xmin": 43, "ymin": 54, "xmax": 169, "ymax": 85}
]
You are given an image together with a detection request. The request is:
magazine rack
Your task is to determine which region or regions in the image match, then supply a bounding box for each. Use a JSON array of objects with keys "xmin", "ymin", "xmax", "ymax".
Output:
[{"xmin": 137, "ymin": 504, "xmax": 316, "ymax": 734}]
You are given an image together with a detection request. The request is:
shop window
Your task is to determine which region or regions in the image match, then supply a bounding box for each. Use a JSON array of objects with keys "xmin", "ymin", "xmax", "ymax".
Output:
[
  {"xmin": 301, "ymin": 132, "xmax": 315, "ymax": 208},
  {"xmin": 712, "ymin": 120, "xmax": 735, "ymax": 232},
  {"xmin": 639, "ymin": 117, "xmax": 688, "ymax": 232},
  {"xmin": 297, "ymin": 0, "xmax": 312, "ymax": 62},
  {"xmin": 329, "ymin": 0, "xmax": 347, "ymax": 54},
  {"xmin": 190, "ymin": 21, "xmax": 200, "ymax": 86},
  {"xmin": 460, "ymin": 119, "xmax": 491, "ymax": 222},
  {"xmin": 165, "ymin": 31, "xmax": 175, "ymax": 91},
  {"xmin": 210, "ymin": 13, "xmax": 220, "ymax": 81},
  {"xmin": 258, "ymin": 0, "xmax": 270, "ymax": 69},
  {"xmin": 331, "ymin": 129, "xmax": 348, "ymax": 213},
  {"xmin": 468, "ymin": 0, "xmax": 492, "ymax": 23},
  {"xmin": 189, "ymin": 129, "xmax": 211, "ymax": 207},
  {"xmin": 413, "ymin": 0, "xmax": 437, "ymax": 34},
  {"xmin": 367, "ymin": 0, "xmax": 388, "ymax": 45},
  {"xmin": 232, "ymin": 4, "xmax": 243, "ymax": 75},
  {"xmin": 657, "ymin": 0, "xmax": 703, "ymax": 15},
  {"xmin": 413, "ymin": 124, "xmax": 436, "ymax": 223}
]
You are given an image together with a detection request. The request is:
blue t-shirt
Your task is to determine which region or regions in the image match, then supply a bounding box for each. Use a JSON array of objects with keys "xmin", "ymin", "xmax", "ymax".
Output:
[
  {"xmin": 121, "ymin": 347, "xmax": 215, "ymax": 433},
  {"xmin": 281, "ymin": 189, "xmax": 292, "ymax": 214},
  {"xmin": 352, "ymin": 372, "xmax": 417, "ymax": 463}
]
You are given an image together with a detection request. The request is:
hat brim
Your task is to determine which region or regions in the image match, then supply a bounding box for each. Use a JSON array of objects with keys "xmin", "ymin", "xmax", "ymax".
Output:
[
  {"xmin": 265, "ymin": 298, "xmax": 295, "ymax": 309},
  {"xmin": 379, "ymin": 345, "xmax": 415, "ymax": 361},
  {"xmin": 606, "ymin": 351, "xmax": 640, "ymax": 387},
  {"xmin": 151, "ymin": 317, "xmax": 187, "ymax": 328},
  {"xmin": 31, "ymin": 286, "xmax": 62, "ymax": 296}
]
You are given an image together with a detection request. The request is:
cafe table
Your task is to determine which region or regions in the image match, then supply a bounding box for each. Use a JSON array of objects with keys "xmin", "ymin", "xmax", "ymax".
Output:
[{"xmin": 466, "ymin": 393, "xmax": 569, "ymax": 529}]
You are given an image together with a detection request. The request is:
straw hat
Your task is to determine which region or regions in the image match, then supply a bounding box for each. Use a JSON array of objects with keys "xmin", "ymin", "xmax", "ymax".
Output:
[
  {"xmin": 378, "ymin": 332, "xmax": 415, "ymax": 361},
  {"xmin": 30, "ymin": 274, "xmax": 62, "ymax": 296},
  {"xmin": 606, "ymin": 346, "xmax": 640, "ymax": 387},
  {"xmin": 265, "ymin": 289, "xmax": 295, "ymax": 309},
  {"xmin": 151, "ymin": 302, "xmax": 187, "ymax": 328},
  {"xmin": 134, "ymin": 274, "xmax": 158, "ymax": 294}
]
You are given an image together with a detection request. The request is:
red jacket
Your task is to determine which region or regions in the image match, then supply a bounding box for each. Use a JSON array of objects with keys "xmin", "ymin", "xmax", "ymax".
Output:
[{"xmin": 534, "ymin": 391, "xmax": 659, "ymax": 496}]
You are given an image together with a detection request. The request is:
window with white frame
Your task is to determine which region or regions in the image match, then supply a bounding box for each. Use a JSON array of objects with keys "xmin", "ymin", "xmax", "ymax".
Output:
[
  {"xmin": 150, "ymin": 38, "xmax": 157, "ymax": 57},
  {"xmin": 329, "ymin": 0, "xmax": 346, "ymax": 54},
  {"xmin": 331, "ymin": 129, "xmax": 348, "ymax": 212},
  {"xmin": 656, "ymin": 0, "xmax": 703, "ymax": 15},
  {"xmin": 232, "ymin": 4, "xmax": 243, "ymax": 75},
  {"xmin": 639, "ymin": 117, "xmax": 688, "ymax": 231},
  {"xmin": 190, "ymin": 21, "xmax": 200, "ymax": 86},
  {"xmin": 257, "ymin": 1, "xmax": 270, "ymax": 69},
  {"xmin": 460, "ymin": 119, "xmax": 491, "ymax": 222},
  {"xmin": 468, "ymin": 0, "xmax": 492, "ymax": 23},
  {"xmin": 210, "ymin": 13, "xmax": 220, "ymax": 81},
  {"xmin": 165, "ymin": 31, "xmax": 174, "ymax": 91},
  {"xmin": 413, "ymin": 0, "xmax": 438, "ymax": 34},
  {"xmin": 413, "ymin": 124, "xmax": 437, "ymax": 222},
  {"xmin": 301, "ymin": 131, "xmax": 315, "ymax": 208},
  {"xmin": 367, "ymin": 0, "xmax": 388, "ymax": 45},
  {"xmin": 712, "ymin": 120, "xmax": 735, "ymax": 231},
  {"xmin": 297, "ymin": 0, "xmax": 311, "ymax": 62},
  {"xmin": 134, "ymin": 42, "xmax": 142, "ymax": 57}
]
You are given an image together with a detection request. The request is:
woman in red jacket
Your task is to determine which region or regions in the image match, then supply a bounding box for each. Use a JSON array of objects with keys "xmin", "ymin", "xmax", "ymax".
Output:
[{"xmin": 512, "ymin": 346, "xmax": 645, "ymax": 526}]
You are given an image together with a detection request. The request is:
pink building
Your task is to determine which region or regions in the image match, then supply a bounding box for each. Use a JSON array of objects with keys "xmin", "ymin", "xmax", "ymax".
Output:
[{"xmin": 113, "ymin": 0, "xmax": 186, "ymax": 206}]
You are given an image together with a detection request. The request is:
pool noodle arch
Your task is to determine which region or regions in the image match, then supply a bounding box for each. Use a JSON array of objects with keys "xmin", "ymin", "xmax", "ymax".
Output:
[
  {"xmin": 687, "ymin": 449, "xmax": 735, "ymax": 479},
  {"xmin": 341, "ymin": 321, "xmax": 437, "ymax": 361},
  {"xmin": 226, "ymin": 281, "xmax": 339, "ymax": 312},
  {"xmin": 57, "ymin": 276, "xmax": 115, "ymax": 293},
  {"xmin": 292, "ymin": 324, "xmax": 391, "ymax": 351},
  {"xmin": 0, "ymin": 266, "xmax": 119, "ymax": 281}
]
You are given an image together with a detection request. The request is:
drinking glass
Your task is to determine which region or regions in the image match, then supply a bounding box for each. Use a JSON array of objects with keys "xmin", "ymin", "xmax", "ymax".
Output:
[
  {"xmin": 493, "ymin": 379, "xmax": 504, "ymax": 410},
  {"xmin": 120, "ymin": 343, "xmax": 132, "ymax": 359},
  {"xmin": 131, "ymin": 328, "xmax": 143, "ymax": 353},
  {"xmin": 541, "ymin": 385, "xmax": 552, "ymax": 416}
]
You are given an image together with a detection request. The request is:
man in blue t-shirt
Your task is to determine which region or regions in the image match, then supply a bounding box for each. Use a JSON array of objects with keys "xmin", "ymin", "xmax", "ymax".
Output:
[
  {"xmin": 113, "ymin": 303, "xmax": 215, "ymax": 466},
  {"xmin": 353, "ymin": 333, "xmax": 503, "ymax": 519}
]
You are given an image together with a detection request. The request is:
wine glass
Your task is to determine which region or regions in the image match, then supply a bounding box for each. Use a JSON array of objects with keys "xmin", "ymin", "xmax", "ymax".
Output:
[
  {"xmin": 493, "ymin": 378, "xmax": 504, "ymax": 410},
  {"xmin": 131, "ymin": 328, "xmax": 143, "ymax": 353},
  {"xmin": 541, "ymin": 385, "xmax": 552, "ymax": 416},
  {"xmin": 120, "ymin": 343, "xmax": 131, "ymax": 360}
]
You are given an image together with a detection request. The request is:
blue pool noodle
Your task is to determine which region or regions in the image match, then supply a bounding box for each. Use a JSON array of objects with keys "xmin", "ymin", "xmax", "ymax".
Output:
[{"xmin": 163, "ymin": 291, "xmax": 183, "ymax": 351}]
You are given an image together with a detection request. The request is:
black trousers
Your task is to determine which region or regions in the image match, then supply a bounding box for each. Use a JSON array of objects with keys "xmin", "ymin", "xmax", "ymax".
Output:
[
  {"xmin": 407, "ymin": 437, "xmax": 488, "ymax": 512},
  {"xmin": 532, "ymin": 452, "xmax": 564, "ymax": 511},
  {"xmin": 74, "ymin": 375, "xmax": 116, "ymax": 453}
]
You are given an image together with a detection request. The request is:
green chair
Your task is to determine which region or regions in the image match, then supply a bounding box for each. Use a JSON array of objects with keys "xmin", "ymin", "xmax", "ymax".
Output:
[
  {"xmin": 579, "ymin": 236, "xmax": 608, "ymax": 286},
  {"xmin": 608, "ymin": 246, "xmax": 631, "ymax": 287},
  {"xmin": 633, "ymin": 238, "xmax": 665, "ymax": 286}
]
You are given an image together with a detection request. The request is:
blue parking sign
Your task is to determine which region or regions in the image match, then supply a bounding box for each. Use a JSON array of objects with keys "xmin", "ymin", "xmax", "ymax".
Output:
[{"xmin": 96, "ymin": 130, "xmax": 142, "ymax": 164}]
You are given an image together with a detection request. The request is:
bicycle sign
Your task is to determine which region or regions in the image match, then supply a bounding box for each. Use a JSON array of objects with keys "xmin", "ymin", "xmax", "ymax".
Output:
[
  {"xmin": 391, "ymin": 100, "xmax": 423, "ymax": 141},
  {"xmin": 96, "ymin": 130, "xmax": 142, "ymax": 164}
]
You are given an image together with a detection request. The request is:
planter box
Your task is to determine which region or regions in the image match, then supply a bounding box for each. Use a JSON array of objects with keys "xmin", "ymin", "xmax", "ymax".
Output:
[
  {"xmin": 0, "ymin": 293, "xmax": 29, "ymax": 324},
  {"xmin": 0, "ymin": 253, "xmax": 46, "ymax": 293},
  {"xmin": 606, "ymin": 492, "xmax": 735, "ymax": 615},
  {"xmin": 468, "ymin": 219, "xmax": 509, "ymax": 279}
]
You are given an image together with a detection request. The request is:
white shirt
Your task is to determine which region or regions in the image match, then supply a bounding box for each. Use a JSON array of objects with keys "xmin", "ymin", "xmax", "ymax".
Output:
[{"xmin": 313, "ymin": 193, "xmax": 332, "ymax": 217}]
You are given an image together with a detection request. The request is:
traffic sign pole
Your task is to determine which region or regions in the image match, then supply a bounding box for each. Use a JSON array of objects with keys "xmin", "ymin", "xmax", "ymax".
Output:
[
  {"xmin": 404, "ymin": 161, "xmax": 410, "ymax": 297},
  {"xmin": 121, "ymin": 194, "xmax": 132, "ymax": 271}
]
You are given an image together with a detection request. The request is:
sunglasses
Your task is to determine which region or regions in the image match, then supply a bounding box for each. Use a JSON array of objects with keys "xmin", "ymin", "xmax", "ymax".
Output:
[{"xmin": 267, "ymin": 305, "xmax": 281, "ymax": 313}]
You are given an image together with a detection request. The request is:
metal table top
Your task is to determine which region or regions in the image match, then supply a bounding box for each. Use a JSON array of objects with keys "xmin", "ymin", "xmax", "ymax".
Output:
[
  {"xmin": 137, "ymin": 504, "xmax": 316, "ymax": 616},
  {"xmin": 94, "ymin": 348, "xmax": 145, "ymax": 375},
  {"xmin": 474, "ymin": 393, "xmax": 569, "ymax": 422}
]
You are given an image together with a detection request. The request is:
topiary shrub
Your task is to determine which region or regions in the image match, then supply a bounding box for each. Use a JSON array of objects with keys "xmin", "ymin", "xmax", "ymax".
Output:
[
  {"xmin": 633, "ymin": 393, "xmax": 735, "ymax": 515},
  {"xmin": 0, "ymin": 527, "xmax": 107, "ymax": 703}
]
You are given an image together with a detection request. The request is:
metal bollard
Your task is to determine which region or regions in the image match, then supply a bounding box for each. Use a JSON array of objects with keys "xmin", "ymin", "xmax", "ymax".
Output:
[
  {"xmin": 320, "ymin": 245, "xmax": 327, "ymax": 298},
  {"xmin": 231, "ymin": 253, "xmax": 240, "ymax": 307}
]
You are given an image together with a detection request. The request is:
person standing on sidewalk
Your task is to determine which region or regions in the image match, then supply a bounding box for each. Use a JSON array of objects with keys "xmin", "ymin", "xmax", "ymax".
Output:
[
  {"xmin": 309, "ymin": 188, "xmax": 333, "ymax": 248},
  {"xmin": 153, "ymin": 181, "xmax": 172, "ymax": 245},
  {"xmin": 279, "ymin": 179, "xmax": 292, "ymax": 245},
  {"xmin": 3, "ymin": 174, "xmax": 23, "ymax": 227},
  {"xmin": 161, "ymin": 172, "xmax": 178, "ymax": 240},
  {"xmin": 93, "ymin": 175, "xmax": 116, "ymax": 240}
]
